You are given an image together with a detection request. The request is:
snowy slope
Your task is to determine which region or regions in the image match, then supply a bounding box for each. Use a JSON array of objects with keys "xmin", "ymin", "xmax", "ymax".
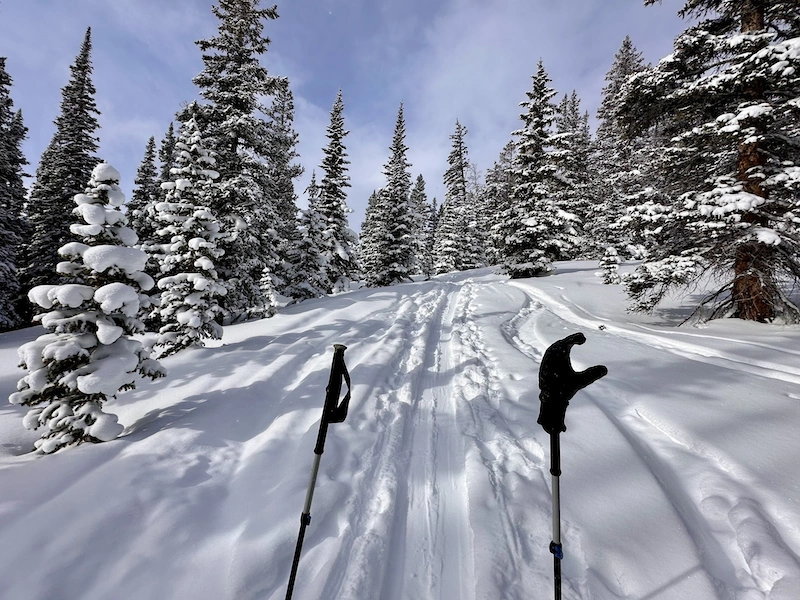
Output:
[{"xmin": 1, "ymin": 262, "xmax": 799, "ymax": 600}]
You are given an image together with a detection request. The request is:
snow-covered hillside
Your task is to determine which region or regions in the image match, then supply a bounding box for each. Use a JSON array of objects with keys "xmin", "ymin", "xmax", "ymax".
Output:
[{"xmin": 1, "ymin": 263, "xmax": 799, "ymax": 600}]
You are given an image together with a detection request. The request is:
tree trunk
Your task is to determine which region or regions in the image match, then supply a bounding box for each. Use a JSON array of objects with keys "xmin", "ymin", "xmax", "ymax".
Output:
[{"xmin": 732, "ymin": 0, "xmax": 773, "ymax": 321}]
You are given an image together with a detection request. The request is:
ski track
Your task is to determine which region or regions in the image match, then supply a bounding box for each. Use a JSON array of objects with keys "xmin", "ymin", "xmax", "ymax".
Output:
[
  {"xmin": 506, "ymin": 281, "xmax": 800, "ymax": 599},
  {"xmin": 508, "ymin": 281, "xmax": 800, "ymax": 387}
]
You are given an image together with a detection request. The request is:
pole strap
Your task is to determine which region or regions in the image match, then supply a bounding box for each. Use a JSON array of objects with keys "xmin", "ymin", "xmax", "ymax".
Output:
[{"xmin": 314, "ymin": 344, "xmax": 351, "ymax": 455}]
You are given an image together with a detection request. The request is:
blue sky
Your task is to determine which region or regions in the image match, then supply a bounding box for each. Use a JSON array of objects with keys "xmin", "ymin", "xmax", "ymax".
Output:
[{"xmin": 0, "ymin": 0, "xmax": 689, "ymax": 230}]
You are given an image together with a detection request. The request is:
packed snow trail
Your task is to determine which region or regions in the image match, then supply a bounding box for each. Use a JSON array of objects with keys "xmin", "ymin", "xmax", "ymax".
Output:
[{"xmin": 1, "ymin": 264, "xmax": 799, "ymax": 600}]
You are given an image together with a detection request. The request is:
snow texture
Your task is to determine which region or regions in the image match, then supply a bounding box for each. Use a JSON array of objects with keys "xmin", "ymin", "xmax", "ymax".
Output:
[{"xmin": 2, "ymin": 263, "xmax": 800, "ymax": 598}]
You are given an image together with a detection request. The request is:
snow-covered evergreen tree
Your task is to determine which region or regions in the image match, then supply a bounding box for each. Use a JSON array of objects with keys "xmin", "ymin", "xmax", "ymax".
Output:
[
  {"xmin": 22, "ymin": 28, "xmax": 100, "ymax": 301},
  {"xmin": 127, "ymin": 137, "xmax": 159, "ymax": 245},
  {"xmin": 158, "ymin": 122, "xmax": 178, "ymax": 184},
  {"xmin": 498, "ymin": 61, "xmax": 580, "ymax": 278},
  {"xmin": 10, "ymin": 164, "xmax": 165, "ymax": 453},
  {"xmin": 598, "ymin": 246, "xmax": 622, "ymax": 285},
  {"xmin": 620, "ymin": 0, "xmax": 800, "ymax": 322},
  {"xmin": 284, "ymin": 172, "xmax": 330, "ymax": 301},
  {"xmin": 485, "ymin": 141, "xmax": 516, "ymax": 266},
  {"xmin": 410, "ymin": 175, "xmax": 433, "ymax": 277},
  {"xmin": 594, "ymin": 36, "xmax": 650, "ymax": 257},
  {"xmin": 552, "ymin": 91, "xmax": 594, "ymax": 257},
  {"xmin": 148, "ymin": 116, "xmax": 227, "ymax": 357},
  {"xmin": 463, "ymin": 161, "xmax": 488, "ymax": 269},
  {"xmin": 367, "ymin": 104, "xmax": 415, "ymax": 287},
  {"xmin": 263, "ymin": 78, "xmax": 303, "ymax": 299},
  {"xmin": 425, "ymin": 195, "xmax": 440, "ymax": 274},
  {"xmin": 189, "ymin": 0, "xmax": 281, "ymax": 320},
  {"xmin": 360, "ymin": 189, "xmax": 387, "ymax": 286},
  {"xmin": 0, "ymin": 58, "xmax": 28, "ymax": 331},
  {"xmin": 317, "ymin": 90, "xmax": 360, "ymax": 293},
  {"xmin": 434, "ymin": 120, "xmax": 473, "ymax": 274}
]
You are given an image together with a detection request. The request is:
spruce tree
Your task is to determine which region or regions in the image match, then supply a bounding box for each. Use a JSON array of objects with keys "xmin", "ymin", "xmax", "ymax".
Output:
[
  {"xmin": 463, "ymin": 162, "xmax": 487, "ymax": 269},
  {"xmin": 285, "ymin": 172, "xmax": 330, "ymax": 301},
  {"xmin": 552, "ymin": 92, "xmax": 594, "ymax": 257},
  {"xmin": 10, "ymin": 164, "xmax": 165, "ymax": 453},
  {"xmin": 369, "ymin": 104, "xmax": 415, "ymax": 287},
  {"xmin": 434, "ymin": 120, "xmax": 472, "ymax": 274},
  {"xmin": 498, "ymin": 60, "xmax": 580, "ymax": 278},
  {"xmin": 410, "ymin": 175, "xmax": 433, "ymax": 277},
  {"xmin": 158, "ymin": 122, "xmax": 178, "ymax": 183},
  {"xmin": 22, "ymin": 28, "xmax": 100, "ymax": 302},
  {"xmin": 127, "ymin": 136, "xmax": 159, "ymax": 244},
  {"xmin": 148, "ymin": 116, "xmax": 227, "ymax": 356},
  {"xmin": 485, "ymin": 141, "xmax": 516, "ymax": 266},
  {"xmin": 621, "ymin": 0, "xmax": 800, "ymax": 321},
  {"xmin": 263, "ymin": 78, "xmax": 303, "ymax": 299},
  {"xmin": 189, "ymin": 0, "xmax": 281, "ymax": 320},
  {"xmin": 360, "ymin": 189, "xmax": 388, "ymax": 287},
  {"xmin": 594, "ymin": 36, "xmax": 649, "ymax": 257},
  {"xmin": 317, "ymin": 90, "xmax": 360, "ymax": 293},
  {"xmin": 0, "ymin": 58, "xmax": 28, "ymax": 331}
]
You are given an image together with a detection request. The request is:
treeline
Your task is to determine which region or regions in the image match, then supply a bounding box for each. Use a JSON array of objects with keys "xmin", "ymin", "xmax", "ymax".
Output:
[{"xmin": 1, "ymin": 0, "xmax": 799, "ymax": 452}]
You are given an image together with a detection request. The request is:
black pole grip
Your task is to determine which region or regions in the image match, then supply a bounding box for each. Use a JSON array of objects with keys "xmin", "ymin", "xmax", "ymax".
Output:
[
  {"xmin": 538, "ymin": 333, "xmax": 607, "ymax": 434},
  {"xmin": 314, "ymin": 344, "xmax": 351, "ymax": 455}
]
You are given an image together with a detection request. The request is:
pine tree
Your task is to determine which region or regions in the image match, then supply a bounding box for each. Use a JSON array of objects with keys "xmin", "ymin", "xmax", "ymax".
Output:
[
  {"xmin": 10, "ymin": 164, "xmax": 165, "ymax": 453},
  {"xmin": 621, "ymin": 0, "xmax": 800, "ymax": 321},
  {"xmin": 263, "ymin": 78, "xmax": 303, "ymax": 299},
  {"xmin": 552, "ymin": 92, "xmax": 594, "ymax": 257},
  {"xmin": 435, "ymin": 120, "xmax": 473, "ymax": 274},
  {"xmin": 485, "ymin": 141, "xmax": 516, "ymax": 266},
  {"xmin": 0, "ymin": 58, "xmax": 28, "ymax": 331},
  {"xmin": 158, "ymin": 122, "xmax": 178, "ymax": 183},
  {"xmin": 425, "ymin": 196, "xmax": 440, "ymax": 273},
  {"xmin": 498, "ymin": 60, "xmax": 580, "ymax": 278},
  {"xmin": 360, "ymin": 189, "xmax": 387, "ymax": 286},
  {"xmin": 410, "ymin": 175, "xmax": 433, "ymax": 277},
  {"xmin": 317, "ymin": 90, "xmax": 360, "ymax": 293},
  {"xmin": 368, "ymin": 104, "xmax": 415, "ymax": 287},
  {"xmin": 463, "ymin": 162, "xmax": 487, "ymax": 269},
  {"xmin": 22, "ymin": 28, "xmax": 100, "ymax": 304},
  {"xmin": 594, "ymin": 36, "xmax": 649, "ymax": 257},
  {"xmin": 599, "ymin": 246, "xmax": 622, "ymax": 284},
  {"xmin": 285, "ymin": 172, "xmax": 330, "ymax": 301},
  {"xmin": 148, "ymin": 116, "xmax": 227, "ymax": 356},
  {"xmin": 127, "ymin": 137, "xmax": 159, "ymax": 244},
  {"xmin": 189, "ymin": 0, "xmax": 281, "ymax": 320}
]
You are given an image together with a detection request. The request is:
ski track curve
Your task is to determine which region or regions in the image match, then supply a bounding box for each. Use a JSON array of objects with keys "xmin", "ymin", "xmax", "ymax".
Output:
[
  {"xmin": 506, "ymin": 280, "xmax": 800, "ymax": 599},
  {"xmin": 507, "ymin": 281, "xmax": 800, "ymax": 387}
]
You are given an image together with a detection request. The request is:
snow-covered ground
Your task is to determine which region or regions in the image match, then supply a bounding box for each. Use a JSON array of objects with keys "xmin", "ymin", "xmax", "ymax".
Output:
[{"xmin": 2, "ymin": 262, "xmax": 800, "ymax": 600}]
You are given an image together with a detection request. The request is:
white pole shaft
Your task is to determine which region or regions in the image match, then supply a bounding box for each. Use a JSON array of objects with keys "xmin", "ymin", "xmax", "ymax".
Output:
[
  {"xmin": 303, "ymin": 454, "xmax": 322, "ymax": 515},
  {"xmin": 552, "ymin": 473, "xmax": 561, "ymax": 545}
]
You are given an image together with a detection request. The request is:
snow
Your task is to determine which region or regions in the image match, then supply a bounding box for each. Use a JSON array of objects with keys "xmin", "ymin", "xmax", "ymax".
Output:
[
  {"xmin": 28, "ymin": 284, "xmax": 95, "ymax": 309},
  {"xmin": 2, "ymin": 263, "xmax": 800, "ymax": 599},
  {"xmin": 92, "ymin": 163, "xmax": 121, "ymax": 183},
  {"xmin": 82, "ymin": 245, "xmax": 147, "ymax": 275}
]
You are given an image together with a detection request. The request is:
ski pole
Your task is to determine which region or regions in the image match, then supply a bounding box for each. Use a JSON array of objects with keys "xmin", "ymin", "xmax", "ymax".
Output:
[
  {"xmin": 286, "ymin": 344, "xmax": 352, "ymax": 600},
  {"xmin": 537, "ymin": 333, "xmax": 607, "ymax": 600}
]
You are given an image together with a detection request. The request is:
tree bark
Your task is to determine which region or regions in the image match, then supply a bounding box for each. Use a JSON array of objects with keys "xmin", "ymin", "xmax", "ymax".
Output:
[{"xmin": 732, "ymin": 0, "xmax": 773, "ymax": 321}]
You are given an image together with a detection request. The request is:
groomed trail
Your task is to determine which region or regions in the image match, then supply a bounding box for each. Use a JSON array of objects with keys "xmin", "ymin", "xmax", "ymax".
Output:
[{"xmin": 1, "ymin": 264, "xmax": 799, "ymax": 600}]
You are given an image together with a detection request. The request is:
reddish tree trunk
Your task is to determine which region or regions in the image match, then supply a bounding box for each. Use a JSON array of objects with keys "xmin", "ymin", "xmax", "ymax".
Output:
[{"xmin": 732, "ymin": 0, "xmax": 773, "ymax": 322}]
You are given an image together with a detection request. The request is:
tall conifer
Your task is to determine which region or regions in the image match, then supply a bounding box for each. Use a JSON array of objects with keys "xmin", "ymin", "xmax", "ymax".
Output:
[
  {"xmin": 22, "ymin": 28, "xmax": 100, "ymax": 300},
  {"xmin": 263, "ymin": 78, "xmax": 303, "ymax": 298},
  {"xmin": 317, "ymin": 90, "xmax": 359, "ymax": 292},
  {"xmin": 498, "ymin": 61, "xmax": 579, "ymax": 278},
  {"xmin": 368, "ymin": 104, "xmax": 415, "ymax": 287},
  {"xmin": 128, "ymin": 137, "xmax": 159, "ymax": 244},
  {"xmin": 0, "ymin": 59, "xmax": 28, "ymax": 330},
  {"xmin": 621, "ymin": 0, "xmax": 800, "ymax": 321},
  {"xmin": 189, "ymin": 0, "xmax": 281, "ymax": 320}
]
